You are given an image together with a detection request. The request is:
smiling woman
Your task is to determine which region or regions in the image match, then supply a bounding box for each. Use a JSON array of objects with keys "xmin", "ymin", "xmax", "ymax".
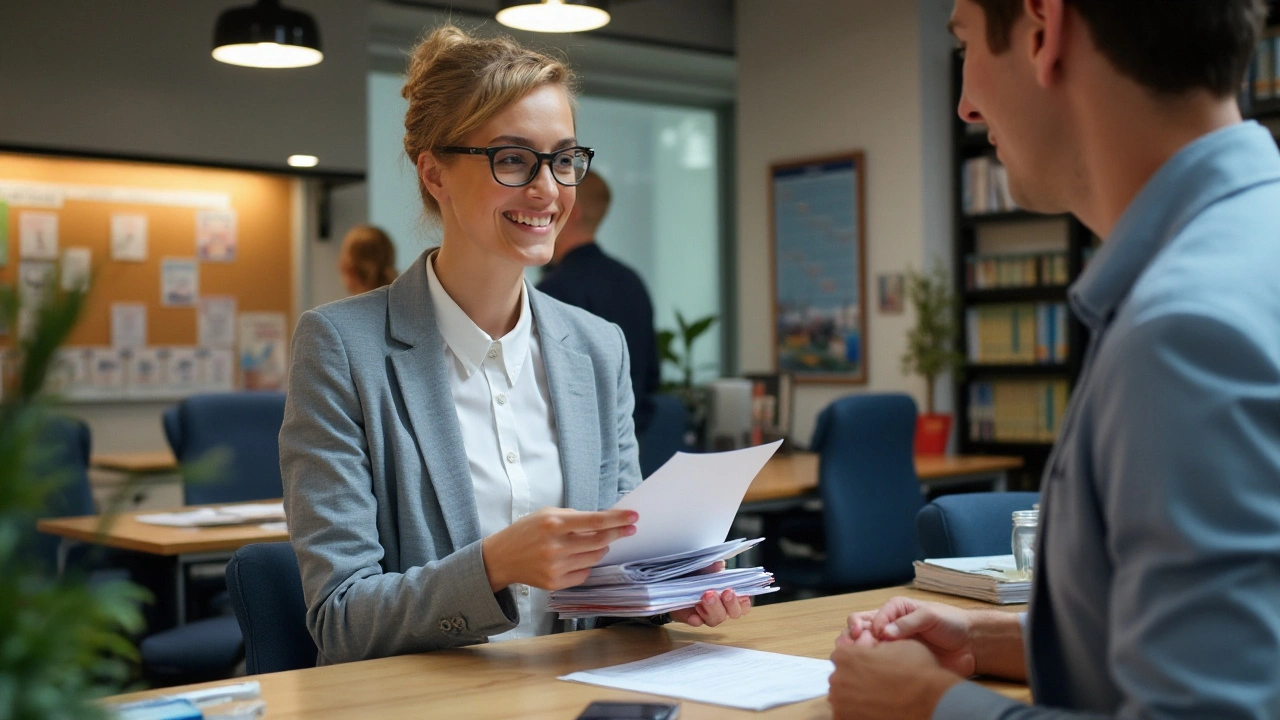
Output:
[{"xmin": 279, "ymin": 24, "xmax": 751, "ymax": 666}]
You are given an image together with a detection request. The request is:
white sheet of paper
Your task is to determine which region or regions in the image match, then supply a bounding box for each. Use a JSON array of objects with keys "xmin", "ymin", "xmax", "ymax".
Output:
[
  {"xmin": 559, "ymin": 642, "xmax": 833, "ymax": 711},
  {"xmin": 90, "ymin": 348, "xmax": 125, "ymax": 390},
  {"xmin": 165, "ymin": 347, "xmax": 199, "ymax": 390},
  {"xmin": 601, "ymin": 440, "xmax": 782, "ymax": 565},
  {"xmin": 161, "ymin": 257, "xmax": 199, "ymax": 307},
  {"xmin": 18, "ymin": 261, "xmax": 55, "ymax": 308},
  {"xmin": 198, "ymin": 296, "xmax": 237, "ymax": 348},
  {"xmin": 196, "ymin": 209, "xmax": 237, "ymax": 262},
  {"xmin": 61, "ymin": 247, "xmax": 91, "ymax": 291},
  {"xmin": 111, "ymin": 303, "xmax": 147, "ymax": 349},
  {"xmin": 19, "ymin": 212, "xmax": 58, "ymax": 260},
  {"xmin": 111, "ymin": 214, "xmax": 148, "ymax": 262},
  {"xmin": 127, "ymin": 348, "xmax": 164, "ymax": 390}
]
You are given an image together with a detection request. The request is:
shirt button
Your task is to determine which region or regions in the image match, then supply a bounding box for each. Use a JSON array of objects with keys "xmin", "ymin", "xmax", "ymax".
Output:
[
  {"xmin": 496, "ymin": 393, "xmax": 507, "ymax": 405},
  {"xmin": 487, "ymin": 348, "xmax": 498, "ymax": 359},
  {"xmin": 506, "ymin": 451, "xmax": 517, "ymax": 464},
  {"xmin": 519, "ymin": 586, "xmax": 530, "ymax": 597}
]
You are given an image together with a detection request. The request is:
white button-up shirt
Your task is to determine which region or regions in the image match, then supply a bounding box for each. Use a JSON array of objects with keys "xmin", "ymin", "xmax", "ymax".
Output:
[{"xmin": 425, "ymin": 253, "xmax": 565, "ymax": 642}]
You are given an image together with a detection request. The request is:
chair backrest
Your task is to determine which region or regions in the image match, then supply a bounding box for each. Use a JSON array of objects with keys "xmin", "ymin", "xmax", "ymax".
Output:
[
  {"xmin": 225, "ymin": 542, "xmax": 315, "ymax": 674},
  {"xmin": 165, "ymin": 392, "xmax": 287, "ymax": 505},
  {"xmin": 32, "ymin": 415, "xmax": 96, "ymax": 572},
  {"xmin": 916, "ymin": 491, "xmax": 1040, "ymax": 558},
  {"xmin": 812, "ymin": 393, "xmax": 923, "ymax": 589},
  {"xmin": 638, "ymin": 394, "xmax": 692, "ymax": 478}
]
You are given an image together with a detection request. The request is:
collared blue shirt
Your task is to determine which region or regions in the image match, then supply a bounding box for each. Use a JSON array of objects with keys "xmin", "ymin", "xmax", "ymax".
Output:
[{"xmin": 935, "ymin": 122, "xmax": 1280, "ymax": 719}]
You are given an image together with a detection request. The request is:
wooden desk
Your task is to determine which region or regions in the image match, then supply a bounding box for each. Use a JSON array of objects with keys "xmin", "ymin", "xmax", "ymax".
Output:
[
  {"xmin": 744, "ymin": 453, "xmax": 1024, "ymax": 507},
  {"xmin": 38, "ymin": 503, "xmax": 288, "ymax": 626},
  {"xmin": 91, "ymin": 450, "xmax": 179, "ymax": 474},
  {"xmin": 107, "ymin": 586, "xmax": 1028, "ymax": 718}
]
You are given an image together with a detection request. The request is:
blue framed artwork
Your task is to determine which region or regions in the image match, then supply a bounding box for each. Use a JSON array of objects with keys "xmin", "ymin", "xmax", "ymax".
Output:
[{"xmin": 769, "ymin": 151, "xmax": 867, "ymax": 383}]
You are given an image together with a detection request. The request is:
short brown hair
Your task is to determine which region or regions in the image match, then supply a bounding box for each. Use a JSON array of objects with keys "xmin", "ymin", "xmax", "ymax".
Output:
[
  {"xmin": 401, "ymin": 25, "xmax": 577, "ymax": 218},
  {"xmin": 968, "ymin": 0, "xmax": 1268, "ymax": 97},
  {"xmin": 341, "ymin": 225, "xmax": 397, "ymax": 290}
]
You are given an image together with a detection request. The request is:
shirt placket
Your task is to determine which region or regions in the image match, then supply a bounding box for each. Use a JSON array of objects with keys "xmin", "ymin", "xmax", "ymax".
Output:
[{"xmin": 483, "ymin": 340, "xmax": 533, "ymax": 609}]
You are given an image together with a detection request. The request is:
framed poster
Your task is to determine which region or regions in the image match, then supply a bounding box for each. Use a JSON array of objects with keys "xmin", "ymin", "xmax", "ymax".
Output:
[{"xmin": 769, "ymin": 151, "xmax": 867, "ymax": 383}]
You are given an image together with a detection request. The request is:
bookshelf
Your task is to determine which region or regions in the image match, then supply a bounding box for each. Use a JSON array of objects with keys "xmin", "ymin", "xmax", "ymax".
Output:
[{"xmin": 949, "ymin": 50, "xmax": 1093, "ymax": 489}]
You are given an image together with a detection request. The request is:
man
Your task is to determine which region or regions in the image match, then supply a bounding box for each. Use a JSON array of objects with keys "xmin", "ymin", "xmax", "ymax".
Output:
[
  {"xmin": 538, "ymin": 173, "xmax": 660, "ymax": 435},
  {"xmin": 828, "ymin": 1, "xmax": 1280, "ymax": 718}
]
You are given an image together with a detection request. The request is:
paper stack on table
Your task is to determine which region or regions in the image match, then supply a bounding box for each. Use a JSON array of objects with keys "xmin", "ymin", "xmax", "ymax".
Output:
[
  {"xmin": 550, "ymin": 538, "xmax": 778, "ymax": 618},
  {"xmin": 913, "ymin": 555, "xmax": 1030, "ymax": 604},
  {"xmin": 136, "ymin": 502, "xmax": 285, "ymax": 528},
  {"xmin": 552, "ymin": 442, "xmax": 784, "ymax": 619}
]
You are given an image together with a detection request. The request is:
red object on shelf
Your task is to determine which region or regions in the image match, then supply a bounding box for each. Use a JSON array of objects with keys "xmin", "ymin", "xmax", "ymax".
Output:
[{"xmin": 915, "ymin": 414, "xmax": 952, "ymax": 456}]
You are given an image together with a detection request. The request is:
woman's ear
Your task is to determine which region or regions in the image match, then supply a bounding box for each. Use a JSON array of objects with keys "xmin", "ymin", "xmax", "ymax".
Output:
[{"xmin": 417, "ymin": 151, "xmax": 448, "ymax": 206}]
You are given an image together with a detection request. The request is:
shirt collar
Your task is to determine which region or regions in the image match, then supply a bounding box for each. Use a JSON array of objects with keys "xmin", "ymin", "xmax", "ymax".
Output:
[
  {"xmin": 425, "ymin": 249, "xmax": 533, "ymax": 385},
  {"xmin": 1070, "ymin": 121, "xmax": 1280, "ymax": 331}
]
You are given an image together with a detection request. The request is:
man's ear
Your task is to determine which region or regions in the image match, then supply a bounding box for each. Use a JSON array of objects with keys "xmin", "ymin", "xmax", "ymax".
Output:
[
  {"xmin": 417, "ymin": 151, "xmax": 448, "ymax": 206},
  {"xmin": 1024, "ymin": 0, "xmax": 1065, "ymax": 88}
]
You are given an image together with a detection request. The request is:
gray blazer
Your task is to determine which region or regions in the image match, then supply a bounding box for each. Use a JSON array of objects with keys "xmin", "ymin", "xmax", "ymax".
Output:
[{"xmin": 280, "ymin": 250, "xmax": 643, "ymax": 665}]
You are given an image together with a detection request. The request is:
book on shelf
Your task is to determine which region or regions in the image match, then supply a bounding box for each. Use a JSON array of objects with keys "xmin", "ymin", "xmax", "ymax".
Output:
[
  {"xmin": 1248, "ymin": 33, "xmax": 1280, "ymax": 102},
  {"xmin": 961, "ymin": 156, "xmax": 1020, "ymax": 215},
  {"xmin": 965, "ymin": 303, "xmax": 1069, "ymax": 364},
  {"xmin": 968, "ymin": 379, "xmax": 1069, "ymax": 443},
  {"xmin": 965, "ymin": 251, "xmax": 1068, "ymax": 290},
  {"xmin": 914, "ymin": 555, "xmax": 1030, "ymax": 605}
]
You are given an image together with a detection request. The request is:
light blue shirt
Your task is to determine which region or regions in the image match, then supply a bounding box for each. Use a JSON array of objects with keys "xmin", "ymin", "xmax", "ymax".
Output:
[{"xmin": 935, "ymin": 121, "xmax": 1280, "ymax": 719}]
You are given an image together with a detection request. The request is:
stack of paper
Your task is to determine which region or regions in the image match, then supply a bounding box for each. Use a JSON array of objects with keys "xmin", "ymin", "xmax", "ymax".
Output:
[
  {"xmin": 551, "ymin": 538, "xmax": 778, "ymax": 618},
  {"xmin": 136, "ymin": 502, "xmax": 285, "ymax": 528},
  {"xmin": 913, "ymin": 555, "xmax": 1030, "ymax": 604}
]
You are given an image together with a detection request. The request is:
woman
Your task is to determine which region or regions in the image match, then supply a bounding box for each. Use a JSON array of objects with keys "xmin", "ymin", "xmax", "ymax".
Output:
[
  {"xmin": 336, "ymin": 224, "xmax": 398, "ymax": 295},
  {"xmin": 281, "ymin": 25, "xmax": 749, "ymax": 665}
]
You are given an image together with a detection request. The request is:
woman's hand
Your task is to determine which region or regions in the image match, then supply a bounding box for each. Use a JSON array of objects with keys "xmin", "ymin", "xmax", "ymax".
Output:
[
  {"xmin": 668, "ymin": 561, "xmax": 753, "ymax": 628},
  {"xmin": 481, "ymin": 507, "xmax": 638, "ymax": 592}
]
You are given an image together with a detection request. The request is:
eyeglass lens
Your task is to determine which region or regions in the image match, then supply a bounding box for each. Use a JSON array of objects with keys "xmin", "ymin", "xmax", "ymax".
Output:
[{"xmin": 492, "ymin": 147, "xmax": 590, "ymax": 186}]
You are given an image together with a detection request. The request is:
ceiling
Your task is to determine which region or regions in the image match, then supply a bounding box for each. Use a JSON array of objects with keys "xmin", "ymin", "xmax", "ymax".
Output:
[{"xmin": 380, "ymin": 0, "xmax": 735, "ymax": 55}]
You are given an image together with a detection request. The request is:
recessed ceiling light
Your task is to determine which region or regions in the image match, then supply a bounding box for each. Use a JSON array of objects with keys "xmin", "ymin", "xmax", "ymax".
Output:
[{"xmin": 287, "ymin": 155, "xmax": 319, "ymax": 168}]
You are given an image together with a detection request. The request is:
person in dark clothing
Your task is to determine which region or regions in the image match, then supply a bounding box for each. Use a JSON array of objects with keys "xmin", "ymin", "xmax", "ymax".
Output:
[{"xmin": 538, "ymin": 173, "xmax": 659, "ymax": 435}]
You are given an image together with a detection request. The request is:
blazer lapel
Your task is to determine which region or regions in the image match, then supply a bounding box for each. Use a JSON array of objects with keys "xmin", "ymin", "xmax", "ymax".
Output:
[
  {"xmin": 387, "ymin": 251, "xmax": 481, "ymax": 549},
  {"xmin": 531, "ymin": 290, "xmax": 601, "ymax": 512}
]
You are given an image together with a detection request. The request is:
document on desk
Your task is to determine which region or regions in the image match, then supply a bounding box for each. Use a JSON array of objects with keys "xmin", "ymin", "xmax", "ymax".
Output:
[
  {"xmin": 602, "ymin": 440, "xmax": 783, "ymax": 565},
  {"xmin": 136, "ymin": 502, "xmax": 285, "ymax": 527},
  {"xmin": 559, "ymin": 642, "xmax": 834, "ymax": 711}
]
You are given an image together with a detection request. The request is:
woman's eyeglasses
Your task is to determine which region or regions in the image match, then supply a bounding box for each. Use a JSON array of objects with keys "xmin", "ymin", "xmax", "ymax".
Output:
[{"xmin": 435, "ymin": 145, "xmax": 595, "ymax": 187}]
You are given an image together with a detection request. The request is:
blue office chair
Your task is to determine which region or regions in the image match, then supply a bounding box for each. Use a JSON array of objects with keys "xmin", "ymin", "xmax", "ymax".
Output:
[
  {"xmin": 638, "ymin": 394, "xmax": 693, "ymax": 477},
  {"xmin": 164, "ymin": 392, "xmax": 288, "ymax": 504},
  {"xmin": 916, "ymin": 491, "xmax": 1040, "ymax": 558},
  {"xmin": 772, "ymin": 393, "xmax": 924, "ymax": 592},
  {"xmin": 226, "ymin": 543, "xmax": 316, "ymax": 674},
  {"xmin": 30, "ymin": 415, "xmax": 97, "ymax": 575}
]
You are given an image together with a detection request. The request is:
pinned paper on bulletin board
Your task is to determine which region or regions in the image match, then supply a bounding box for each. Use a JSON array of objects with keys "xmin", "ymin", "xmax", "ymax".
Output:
[
  {"xmin": 196, "ymin": 209, "xmax": 237, "ymax": 262},
  {"xmin": 161, "ymin": 258, "xmax": 199, "ymax": 307},
  {"xmin": 62, "ymin": 248, "xmax": 91, "ymax": 292},
  {"xmin": 110, "ymin": 213, "xmax": 149, "ymax": 262},
  {"xmin": 238, "ymin": 312, "xmax": 287, "ymax": 391},
  {"xmin": 111, "ymin": 303, "xmax": 147, "ymax": 349},
  {"xmin": 0, "ymin": 200, "xmax": 8, "ymax": 268},
  {"xmin": 19, "ymin": 211, "xmax": 58, "ymax": 260},
  {"xmin": 198, "ymin": 296, "xmax": 236, "ymax": 349}
]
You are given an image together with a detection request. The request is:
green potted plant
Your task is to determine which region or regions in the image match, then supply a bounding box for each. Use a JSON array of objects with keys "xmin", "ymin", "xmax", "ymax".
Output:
[
  {"xmin": 901, "ymin": 264, "xmax": 966, "ymax": 455},
  {"xmin": 0, "ymin": 282, "xmax": 149, "ymax": 718},
  {"xmin": 657, "ymin": 311, "xmax": 718, "ymax": 444}
]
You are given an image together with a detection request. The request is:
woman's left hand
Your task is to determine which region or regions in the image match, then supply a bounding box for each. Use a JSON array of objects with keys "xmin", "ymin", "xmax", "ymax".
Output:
[{"xmin": 668, "ymin": 561, "xmax": 753, "ymax": 628}]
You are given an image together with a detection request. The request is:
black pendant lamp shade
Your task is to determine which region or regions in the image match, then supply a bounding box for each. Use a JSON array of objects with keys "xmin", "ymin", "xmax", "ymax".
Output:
[{"xmin": 213, "ymin": 0, "xmax": 323, "ymax": 69}]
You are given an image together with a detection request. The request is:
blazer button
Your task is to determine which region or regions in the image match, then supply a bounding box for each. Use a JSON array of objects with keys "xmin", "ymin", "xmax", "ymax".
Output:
[
  {"xmin": 452, "ymin": 616, "xmax": 467, "ymax": 631},
  {"xmin": 439, "ymin": 619, "xmax": 453, "ymax": 634}
]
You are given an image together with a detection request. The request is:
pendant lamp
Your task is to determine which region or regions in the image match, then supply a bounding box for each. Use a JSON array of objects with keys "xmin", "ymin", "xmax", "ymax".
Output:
[
  {"xmin": 213, "ymin": 0, "xmax": 323, "ymax": 69},
  {"xmin": 496, "ymin": 0, "xmax": 611, "ymax": 33}
]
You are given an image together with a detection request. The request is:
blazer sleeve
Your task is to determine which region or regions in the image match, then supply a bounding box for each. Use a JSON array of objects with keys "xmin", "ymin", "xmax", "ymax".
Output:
[
  {"xmin": 281, "ymin": 310, "xmax": 518, "ymax": 664},
  {"xmin": 611, "ymin": 322, "xmax": 643, "ymax": 501}
]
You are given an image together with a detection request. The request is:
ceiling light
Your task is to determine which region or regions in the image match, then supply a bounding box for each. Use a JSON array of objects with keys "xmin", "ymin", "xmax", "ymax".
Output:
[
  {"xmin": 213, "ymin": 0, "xmax": 323, "ymax": 69},
  {"xmin": 287, "ymin": 155, "xmax": 319, "ymax": 168},
  {"xmin": 496, "ymin": 0, "xmax": 610, "ymax": 34}
]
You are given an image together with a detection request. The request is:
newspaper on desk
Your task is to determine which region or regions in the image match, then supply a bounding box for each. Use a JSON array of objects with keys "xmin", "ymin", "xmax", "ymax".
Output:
[
  {"xmin": 136, "ymin": 502, "xmax": 285, "ymax": 528},
  {"xmin": 551, "ymin": 443, "xmax": 784, "ymax": 618}
]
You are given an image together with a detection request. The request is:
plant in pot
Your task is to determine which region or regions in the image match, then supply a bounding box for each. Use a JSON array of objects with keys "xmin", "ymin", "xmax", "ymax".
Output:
[
  {"xmin": 901, "ymin": 264, "xmax": 966, "ymax": 455},
  {"xmin": 657, "ymin": 311, "xmax": 718, "ymax": 447},
  {"xmin": 0, "ymin": 281, "xmax": 149, "ymax": 718}
]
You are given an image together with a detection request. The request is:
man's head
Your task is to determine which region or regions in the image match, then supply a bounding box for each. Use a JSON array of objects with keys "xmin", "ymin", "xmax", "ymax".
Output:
[
  {"xmin": 950, "ymin": 0, "xmax": 1268, "ymax": 217},
  {"xmin": 552, "ymin": 171, "xmax": 612, "ymax": 262}
]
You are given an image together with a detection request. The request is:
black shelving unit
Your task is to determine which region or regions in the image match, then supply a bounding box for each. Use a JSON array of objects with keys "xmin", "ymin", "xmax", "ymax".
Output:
[{"xmin": 950, "ymin": 50, "xmax": 1092, "ymax": 490}]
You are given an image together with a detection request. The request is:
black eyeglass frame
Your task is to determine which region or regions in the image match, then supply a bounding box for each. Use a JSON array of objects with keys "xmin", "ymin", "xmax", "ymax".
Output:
[{"xmin": 436, "ymin": 145, "xmax": 596, "ymax": 187}]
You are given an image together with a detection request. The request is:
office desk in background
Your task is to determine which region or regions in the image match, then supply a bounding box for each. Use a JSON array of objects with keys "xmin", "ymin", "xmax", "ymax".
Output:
[{"xmin": 107, "ymin": 586, "xmax": 1029, "ymax": 719}]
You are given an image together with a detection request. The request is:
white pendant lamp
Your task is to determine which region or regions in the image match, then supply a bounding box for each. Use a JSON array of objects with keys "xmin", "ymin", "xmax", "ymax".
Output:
[
  {"xmin": 213, "ymin": 0, "xmax": 324, "ymax": 69},
  {"xmin": 496, "ymin": 0, "xmax": 611, "ymax": 34}
]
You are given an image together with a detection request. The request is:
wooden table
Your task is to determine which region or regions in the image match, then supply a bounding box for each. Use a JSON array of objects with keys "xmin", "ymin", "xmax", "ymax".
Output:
[
  {"xmin": 91, "ymin": 450, "xmax": 179, "ymax": 474},
  {"xmin": 106, "ymin": 586, "xmax": 1029, "ymax": 718},
  {"xmin": 38, "ymin": 504, "xmax": 288, "ymax": 626},
  {"xmin": 744, "ymin": 453, "xmax": 1024, "ymax": 508}
]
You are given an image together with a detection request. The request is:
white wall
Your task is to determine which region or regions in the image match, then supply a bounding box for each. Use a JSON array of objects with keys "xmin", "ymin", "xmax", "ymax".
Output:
[
  {"xmin": 736, "ymin": 0, "xmax": 955, "ymax": 445},
  {"xmin": 0, "ymin": 0, "xmax": 369, "ymax": 174}
]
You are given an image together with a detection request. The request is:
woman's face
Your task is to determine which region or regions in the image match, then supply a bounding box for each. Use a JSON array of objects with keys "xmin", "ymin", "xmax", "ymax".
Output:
[
  {"xmin": 337, "ymin": 240, "xmax": 367, "ymax": 295},
  {"xmin": 429, "ymin": 84, "xmax": 578, "ymax": 270}
]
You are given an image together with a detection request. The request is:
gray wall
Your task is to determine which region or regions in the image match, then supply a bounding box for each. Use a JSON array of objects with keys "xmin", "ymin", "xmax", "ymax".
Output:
[{"xmin": 0, "ymin": 0, "xmax": 369, "ymax": 174}]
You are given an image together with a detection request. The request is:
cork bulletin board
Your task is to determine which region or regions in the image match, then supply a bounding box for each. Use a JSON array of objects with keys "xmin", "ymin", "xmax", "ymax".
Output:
[{"xmin": 0, "ymin": 152, "xmax": 295, "ymax": 400}]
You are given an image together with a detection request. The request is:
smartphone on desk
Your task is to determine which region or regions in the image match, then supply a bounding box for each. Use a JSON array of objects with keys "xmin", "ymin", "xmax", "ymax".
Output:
[{"xmin": 575, "ymin": 700, "xmax": 680, "ymax": 720}]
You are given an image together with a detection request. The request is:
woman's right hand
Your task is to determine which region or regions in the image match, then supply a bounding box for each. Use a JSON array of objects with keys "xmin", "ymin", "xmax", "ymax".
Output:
[
  {"xmin": 837, "ymin": 597, "xmax": 979, "ymax": 677},
  {"xmin": 481, "ymin": 507, "xmax": 638, "ymax": 592}
]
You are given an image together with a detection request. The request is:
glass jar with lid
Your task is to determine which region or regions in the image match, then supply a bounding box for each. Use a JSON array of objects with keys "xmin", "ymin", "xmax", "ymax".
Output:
[{"xmin": 1011, "ymin": 509, "xmax": 1039, "ymax": 576}]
